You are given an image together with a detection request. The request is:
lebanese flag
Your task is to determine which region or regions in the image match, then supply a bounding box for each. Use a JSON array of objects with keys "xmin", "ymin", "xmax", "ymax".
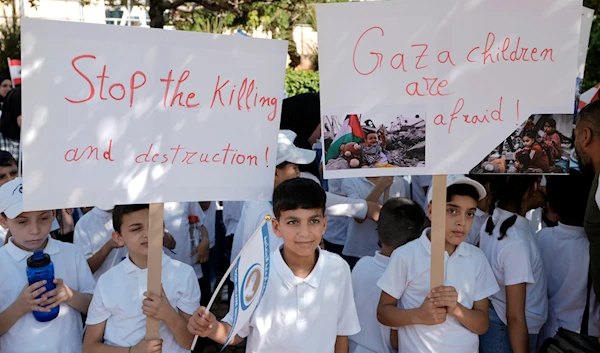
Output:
[
  {"xmin": 7, "ymin": 58, "xmax": 21, "ymax": 87},
  {"xmin": 325, "ymin": 114, "xmax": 366, "ymax": 162},
  {"xmin": 579, "ymin": 83, "xmax": 600, "ymax": 112}
]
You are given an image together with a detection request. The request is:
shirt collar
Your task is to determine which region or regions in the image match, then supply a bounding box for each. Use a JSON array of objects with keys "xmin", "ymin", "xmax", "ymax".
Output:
[
  {"xmin": 373, "ymin": 251, "xmax": 390, "ymax": 268},
  {"xmin": 274, "ymin": 245, "xmax": 325, "ymax": 289},
  {"xmin": 419, "ymin": 228, "xmax": 469, "ymax": 257},
  {"xmin": 5, "ymin": 235, "xmax": 59, "ymax": 263},
  {"xmin": 557, "ymin": 222, "xmax": 586, "ymax": 237},
  {"xmin": 492, "ymin": 208, "xmax": 530, "ymax": 230},
  {"xmin": 121, "ymin": 251, "xmax": 169, "ymax": 274}
]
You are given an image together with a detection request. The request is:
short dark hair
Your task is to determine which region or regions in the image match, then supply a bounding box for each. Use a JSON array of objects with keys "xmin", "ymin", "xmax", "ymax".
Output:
[
  {"xmin": 544, "ymin": 117, "xmax": 557, "ymax": 129},
  {"xmin": 272, "ymin": 178, "xmax": 326, "ymax": 219},
  {"xmin": 112, "ymin": 204, "xmax": 149, "ymax": 233},
  {"xmin": 546, "ymin": 172, "xmax": 591, "ymax": 226},
  {"xmin": 523, "ymin": 130, "xmax": 538, "ymax": 140},
  {"xmin": 0, "ymin": 151, "xmax": 17, "ymax": 167},
  {"xmin": 447, "ymin": 184, "xmax": 479, "ymax": 203},
  {"xmin": 576, "ymin": 100, "xmax": 600, "ymax": 141},
  {"xmin": 378, "ymin": 198, "xmax": 425, "ymax": 248}
]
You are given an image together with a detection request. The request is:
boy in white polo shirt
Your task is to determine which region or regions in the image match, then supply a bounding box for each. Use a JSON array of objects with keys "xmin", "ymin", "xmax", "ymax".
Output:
[
  {"xmin": 0, "ymin": 178, "xmax": 96, "ymax": 353},
  {"xmin": 188, "ymin": 178, "xmax": 361, "ymax": 352},
  {"xmin": 349, "ymin": 197, "xmax": 426, "ymax": 353},
  {"xmin": 83, "ymin": 204, "xmax": 200, "ymax": 353},
  {"xmin": 377, "ymin": 175, "xmax": 499, "ymax": 353},
  {"xmin": 537, "ymin": 173, "xmax": 600, "ymax": 342},
  {"xmin": 73, "ymin": 205, "xmax": 127, "ymax": 282}
]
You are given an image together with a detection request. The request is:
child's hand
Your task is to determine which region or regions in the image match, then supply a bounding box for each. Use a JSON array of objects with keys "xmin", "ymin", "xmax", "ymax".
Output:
[
  {"xmin": 132, "ymin": 338, "xmax": 163, "ymax": 353},
  {"xmin": 40, "ymin": 279, "xmax": 73, "ymax": 310},
  {"xmin": 429, "ymin": 286, "xmax": 459, "ymax": 315},
  {"xmin": 377, "ymin": 176, "xmax": 394, "ymax": 190},
  {"xmin": 142, "ymin": 287, "xmax": 175, "ymax": 322},
  {"xmin": 162, "ymin": 231, "xmax": 176, "ymax": 250},
  {"xmin": 188, "ymin": 307, "xmax": 217, "ymax": 338},
  {"xmin": 417, "ymin": 296, "xmax": 447, "ymax": 325},
  {"xmin": 16, "ymin": 280, "xmax": 50, "ymax": 314},
  {"xmin": 191, "ymin": 239, "xmax": 210, "ymax": 264}
]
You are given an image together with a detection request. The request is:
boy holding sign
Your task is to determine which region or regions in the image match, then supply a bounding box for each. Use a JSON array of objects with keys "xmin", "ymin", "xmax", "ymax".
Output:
[
  {"xmin": 83, "ymin": 204, "xmax": 200, "ymax": 353},
  {"xmin": 377, "ymin": 175, "xmax": 499, "ymax": 353},
  {"xmin": 188, "ymin": 178, "xmax": 361, "ymax": 352}
]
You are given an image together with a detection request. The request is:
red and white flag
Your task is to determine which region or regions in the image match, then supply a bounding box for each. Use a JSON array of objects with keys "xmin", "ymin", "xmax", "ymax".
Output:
[{"xmin": 7, "ymin": 58, "xmax": 21, "ymax": 87}]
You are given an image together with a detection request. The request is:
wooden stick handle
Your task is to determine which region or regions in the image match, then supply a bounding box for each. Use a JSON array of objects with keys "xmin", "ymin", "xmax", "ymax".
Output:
[
  {"xmin": 430, "ymin": 175, "xmax": 447, "ymax": 289},
  {"xmin": 146, "ymin": 203, "xmax": 164, "ymax": 339}
]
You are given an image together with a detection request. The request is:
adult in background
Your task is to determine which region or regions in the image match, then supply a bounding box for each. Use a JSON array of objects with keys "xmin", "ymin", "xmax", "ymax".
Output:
[
  {"xmin": 574, "ymin": 100, "xmax": 600, "ymax": 318},
  {"xmin": 0, "ymin": 77, "xmax": 12, "ymax": 110},
  {"xmin": 0, "ymin": 87, "xmax": 20, "ymax": 161}
]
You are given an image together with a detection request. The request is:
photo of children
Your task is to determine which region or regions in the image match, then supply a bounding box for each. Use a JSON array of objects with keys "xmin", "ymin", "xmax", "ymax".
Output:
[
  {"xmin": 470, "ymin": 114, "xmax": 573, "ymax": 175},
  {"xmin": 323, "ymin": 106, "xmax": 426, "ymax": 173}
]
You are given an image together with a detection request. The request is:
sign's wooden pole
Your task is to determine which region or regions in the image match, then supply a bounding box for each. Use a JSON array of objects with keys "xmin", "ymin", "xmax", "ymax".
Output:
[
  {"xmin": 430, "ymin": 175, "xmax": 447, "ymax": 289},
  {"xmin": 146, "ymin": 203, "xmax": 164, "ymax": 339}
]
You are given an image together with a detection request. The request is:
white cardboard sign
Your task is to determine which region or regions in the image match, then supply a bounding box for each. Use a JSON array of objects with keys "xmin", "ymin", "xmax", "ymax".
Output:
[
  {"xmin": 318, "ymin": 0, "xmax": 582, "ymax": 178},
  {"xmin": 21, "ymin": 19, "xmax": 288, "ymax": 210}
]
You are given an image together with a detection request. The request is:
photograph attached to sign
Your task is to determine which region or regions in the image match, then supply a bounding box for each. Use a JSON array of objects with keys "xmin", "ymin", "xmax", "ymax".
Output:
[
  {"xmin": 471, "ymin": 114, "xmax": 573, "ymax": 175},
  {"xmin": 323, "ymin": 106, "xmax": 425, "ymax": 174}
]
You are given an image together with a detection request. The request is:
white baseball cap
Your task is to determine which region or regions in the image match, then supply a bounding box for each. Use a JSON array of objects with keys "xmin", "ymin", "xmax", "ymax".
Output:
[
  {"xmin": 276, "ymin": 130, "xmax": 316, "ymax": 166},
  {"xmin": 96, "ymin": 205, "xmax": 115, "ymax": 211},
  {"xmin": 426, "ymin": 175, "xmax": 487, "ymax": 204},
  {"xmin": 0, "ymin": 177, "xmax": 24, "ymax": 219}
]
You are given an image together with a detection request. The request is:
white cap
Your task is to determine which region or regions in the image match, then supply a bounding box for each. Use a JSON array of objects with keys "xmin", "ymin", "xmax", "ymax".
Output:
[
  {"xmin": 276, "ymin": 130, "xmax": 316, "ymax": 166},
  {"xmin": 0, "ymin": 177, "xmax": 23, "ymax": 219},
  {"xmin": 96, "ymin": 205, "xmax": 114, "ymax": 211},
  {"xmin": 426, "ymin": 175, "xmax": 486, "ymax": 204}
]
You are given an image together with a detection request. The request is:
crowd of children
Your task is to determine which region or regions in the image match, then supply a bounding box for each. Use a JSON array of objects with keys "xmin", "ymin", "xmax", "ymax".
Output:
[{"xmin": 0, "ymin": 122, "xmax": 599, "ymax": 353}]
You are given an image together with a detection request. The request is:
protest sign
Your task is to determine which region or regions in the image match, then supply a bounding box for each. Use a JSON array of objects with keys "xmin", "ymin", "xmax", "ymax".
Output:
[
  {"xmin": 191, "ymin": 217, "xmax": 271, "ymax": 350},
  {"xmin": 21, "ymin": 18, "xmax": 288, "ymax": 211},
  {"xmin": 318, "ymin": 0, "xmax": 581, "ymax": 178}
]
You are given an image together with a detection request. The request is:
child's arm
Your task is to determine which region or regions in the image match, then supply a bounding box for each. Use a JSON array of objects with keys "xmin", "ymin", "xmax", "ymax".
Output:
[
  {"xmin": 191, "ymin": 225, "xmax": 210, "ymax": 264},
  {"xmin": 506, "ymin": 283, "xmax": 529, "ymax": 353},
  {"xmin": 390, "ymin": 330, "xmax": 398, "ymax": 351},
  {"xmin": 142, "ymin": 289, "xmax": 195, "ymax": 350},
  {"xmin": 334, "ymin": 336, "xmax": 349, "ymax": 353},
  {"xmin": 429, "ymin": 286, "xmax": 490, "ymax": 335},
  {"xmin": 86, "ymin": 239, "xmax": 120, "ymax": 274},
  {"xmin": 377, "ymin": 291, "xmax": 447, "ymax": 327},
  {"xmin": 0, "ymin": 281, "xmax": 49, "ymax": 335},
  {"xmin": 187, "ymin": 307, "xmax": 245, "ymax": 346},
  {"xmin": 379, "ymin": 125, "xmax": 387, "ymax": 149},
  {"xmin": 39, "ymin": 278, "xmax": 92, "ymax": 314},
  {"xmin": 83, "ymin": 321, "xmax": 163, "ymax": 353}
]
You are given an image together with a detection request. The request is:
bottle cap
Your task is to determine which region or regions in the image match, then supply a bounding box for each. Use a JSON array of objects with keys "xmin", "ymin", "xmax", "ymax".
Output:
[
  {"xmin": 27, "ymin": 250, "xmax": 51, "ymax": 269},
  {"xmin": 188, "ymin": 215, "xmax": 200, "ymax": 223}
]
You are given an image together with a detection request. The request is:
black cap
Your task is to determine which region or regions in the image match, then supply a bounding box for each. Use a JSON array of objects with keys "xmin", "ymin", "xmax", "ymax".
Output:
[{"xmin": 27, "ymin": 250, "xmax": 51, "ymax": 268}]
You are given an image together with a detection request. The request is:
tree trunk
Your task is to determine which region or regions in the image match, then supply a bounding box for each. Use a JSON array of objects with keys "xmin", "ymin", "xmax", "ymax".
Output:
[{"xmin": 149, "ymin": 0, "xmax": 165, "ymax": 28}]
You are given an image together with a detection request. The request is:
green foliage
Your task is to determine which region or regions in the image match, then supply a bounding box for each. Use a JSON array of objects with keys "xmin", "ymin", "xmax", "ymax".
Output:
[
  {"xmin": 284, "ymin": 69, "xmax": 320, "ymax": 97},
  {"xmin": 0, "ymin": 14, "xmax": 20, "ymax": 78},
  {"xmin": 583, "ymin": 16, "xmax": 600, "ymax": 92}
]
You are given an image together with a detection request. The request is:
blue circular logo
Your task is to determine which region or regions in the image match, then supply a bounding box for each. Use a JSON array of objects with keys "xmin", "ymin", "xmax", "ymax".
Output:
[{"xmin": 240, "ymin": 263, "xmax": 262, "ymax": 311}]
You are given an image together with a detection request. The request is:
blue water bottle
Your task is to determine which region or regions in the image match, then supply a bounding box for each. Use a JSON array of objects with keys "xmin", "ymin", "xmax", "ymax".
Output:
[{"xmin": 26, "ymin": 250, "xmax": 59, "ymax": 322}]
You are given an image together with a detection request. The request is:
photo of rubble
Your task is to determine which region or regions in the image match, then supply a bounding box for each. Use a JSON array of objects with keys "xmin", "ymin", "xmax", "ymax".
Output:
[
  {"xmin": 323, "ymin": 107, "xmax": 426, "ymax": 173},
  {"xmin": 470, "ymin": 114, "xmax": 573, "ymax": 175}
]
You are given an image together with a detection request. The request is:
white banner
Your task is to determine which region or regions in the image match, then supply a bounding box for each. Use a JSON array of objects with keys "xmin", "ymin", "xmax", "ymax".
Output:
[
  {"xmin": 318, "ymin": 0, "xmax": 581, "ymax": 178},
  {"xmin": 21, "ymin": 19, "xmax": 288, "ymax": 210}
]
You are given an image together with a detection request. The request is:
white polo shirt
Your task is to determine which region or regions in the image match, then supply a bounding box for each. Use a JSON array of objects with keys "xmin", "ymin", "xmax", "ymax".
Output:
[
  {"xmin": 73, "ymin": 207, "xmax": 128, "ymax": 282},
  {"xmin": 349, "ymin": 251, "xmax": 395, "ymax": 353},
  {"xmin": 86, "ymin": 253, "xmax": 200, "ymax": 353},
  {"xmin": 342, "ymin": 177, "xmax": 410, "ymax": 258},
  {"xmin": 323, "ymin": 179, "xmax": 350, "ymax": 246},
  {"xmin": 465, "ymin": 208, "xmax": 489, "ymax": 246},
  {"xmin": 0, "ymin": 236, "xmax": 96, "ymax": 353},
  {"xmin": 241, "ymin": 201, "xmax": 280, "ymax": 252},
  {"xmin": 537, "ymin": 223, "xmax": 600, "ymax": 341},
  {"xmin": 479, "ymin": 208, "xmax": 548, "ymax": 334},
  {"xmin": 223, "ymin": 246, "xmax": 360, "ymax": 353},
  {"xmin": 377, "ymin": 229, "xmax": 499, "ymax": 353},
  {"xmin": 164, "ymin": 202, "xmax": 204, "ymax": 279},
  {"xmin": 223, "ymin": 201, "xmax": 244, "ymax": 236},
  {"xmin": 200, "ymin": 201, "xmax": 217, "ymax": 249},
  {"xmin": 231, "ymin": 202, "xmax": 250, "ymax": 265}
]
